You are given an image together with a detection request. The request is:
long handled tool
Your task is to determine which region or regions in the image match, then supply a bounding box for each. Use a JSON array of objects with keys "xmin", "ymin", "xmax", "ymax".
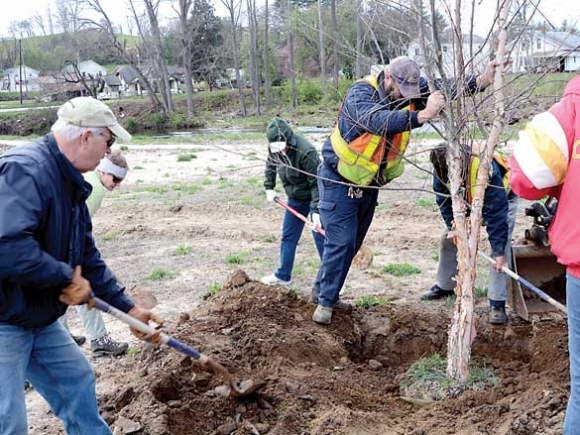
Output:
[
  {"xmin": 274, "ymin": 197, "xmax": 373, "ymax": 270},
  {"xmin": 91, "ymin": 296, "xmax": 263, "ymax": 397},
  {"xmin": 479, "ymin": 252, "xmax": 567, "ymax": 315}
]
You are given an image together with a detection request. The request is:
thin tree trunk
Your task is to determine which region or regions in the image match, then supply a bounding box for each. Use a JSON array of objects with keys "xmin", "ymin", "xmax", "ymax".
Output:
[
  {"xmin": 330, "ymin": 0, "xmax": 339, "ymax": 90},
  {"xmin": 318, "ymin": 0, "xmax": 327, "ymax": 98},
  {"xmin": 355, "ymin": 0, "xmax": 362, "ymax": 79},
  {"xmin": 446, "ymin": 0, "xmax": 512, "ymax": 384},
  {"xmin": 287, "ymin": 0, "xmax": 296, "ymax": 108},
  {"xmin": 262, "ymin": 0, "xmax": 270, "ymax": 111},
  {"xmin": 179, "ymin": 0, "xmax": 195, "ymax": 117}
]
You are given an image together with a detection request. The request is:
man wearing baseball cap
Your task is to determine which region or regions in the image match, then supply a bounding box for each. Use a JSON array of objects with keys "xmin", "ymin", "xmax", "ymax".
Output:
[
  {"xmin": 312, "ymin": 56, "xmax": 500, "ymax": 325},
  {"xmin": 0, "ymin": 96, "xmax": 161, "ymax": 434}
]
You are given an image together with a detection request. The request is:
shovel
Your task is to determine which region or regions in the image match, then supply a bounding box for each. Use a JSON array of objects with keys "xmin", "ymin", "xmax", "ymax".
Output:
[
  {"xmin": 479, "ymin": 252, "xmax": 567, "ymax": 315},
  {"xmin": 90, "ymin": 296, "xmax": 264, "ymax": 397},
  {"xmin": 274, "ymin": 197, "xmax": 373, "ymax": 270}
]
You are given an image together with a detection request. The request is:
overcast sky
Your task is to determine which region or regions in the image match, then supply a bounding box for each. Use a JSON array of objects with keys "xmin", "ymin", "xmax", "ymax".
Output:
[{"xmin": 0, "ymin": 0, "xmax": 578, "ymax": 39}]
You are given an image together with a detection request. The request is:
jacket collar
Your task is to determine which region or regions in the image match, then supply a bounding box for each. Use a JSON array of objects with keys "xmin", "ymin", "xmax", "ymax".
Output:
[{"xmin": 44, "ymin": 133, "xmax": 92, "ymax": 201}]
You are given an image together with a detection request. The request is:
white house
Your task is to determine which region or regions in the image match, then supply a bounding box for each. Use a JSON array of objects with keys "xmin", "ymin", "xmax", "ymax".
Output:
[
  {"xmin": 407, "ymin": 32, "xmax": 492, "ymax": 78},
  {"xmin": 63, "ymin": 60, "xmax": 107, "ymax": 81},
  {"xmin": 510, "ymin": 31, "xmax": 580, "ymax": 73},
  {"xmin": 1, "ymin": 65, "xmax": 41, "ymax": 92}
]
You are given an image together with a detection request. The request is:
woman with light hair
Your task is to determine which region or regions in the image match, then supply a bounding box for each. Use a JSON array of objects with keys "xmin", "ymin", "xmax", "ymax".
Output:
[{"xmin": 60, "ymin": 150, "xmax": 131, "ymax": 357}]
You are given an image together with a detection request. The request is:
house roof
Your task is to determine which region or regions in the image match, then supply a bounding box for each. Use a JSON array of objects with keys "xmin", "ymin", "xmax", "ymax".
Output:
[
  {"xmin": 541, "ymin": 31, "xmax": 580, "ymax": 51},
  {"xmin": 104, "ymin": 74, "xmax": 121, "ymax": 86},
  {"xmin": 4, "ymin": 65, "xmax": 40, "ymax": 75},
  {"xmin": 113, "ymin": 65, "xmax": 140, "ymax": 84}
]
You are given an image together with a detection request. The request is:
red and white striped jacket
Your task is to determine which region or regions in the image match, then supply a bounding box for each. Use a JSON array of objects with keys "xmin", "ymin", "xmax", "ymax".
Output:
[{"xmin": 509, "ymin": 76, "xmax": 580, "ymax": 277}]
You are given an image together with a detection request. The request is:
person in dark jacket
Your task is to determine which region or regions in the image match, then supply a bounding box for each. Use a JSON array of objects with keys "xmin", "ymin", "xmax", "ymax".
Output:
[
  {"xmin": 421, "ymin": 143, "xmax": 518, "ymax": 324},
  {"xmin": 0, "ymin": 97, "xmax": 162, "ymax": 434},
  {"xmin": 313, "ymin": 55, "xmax": 499, "ymax": 324},
  {"xmin": 261, "ymin": 117, "xmax": 325, "ymax": 287}
]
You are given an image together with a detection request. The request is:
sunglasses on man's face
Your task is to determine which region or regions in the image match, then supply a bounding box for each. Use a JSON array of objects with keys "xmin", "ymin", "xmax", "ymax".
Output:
[
  {"xmin": 98, "ymin": 132, "xmax": 116, "ymax": 148},
  {"xmin": 112, "ymin": 175, "xmax": 124, "ymax": 184}
]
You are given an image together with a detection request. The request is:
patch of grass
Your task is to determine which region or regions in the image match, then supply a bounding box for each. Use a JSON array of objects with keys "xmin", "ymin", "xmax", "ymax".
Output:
[
  {"xmin": 262, "ymin": 234, "xmax": 277, "ymax": 243},
  {"xmin": 201, "ymin": 177, "xmax": 213, "ymax": 185},
  {"xmin": 431, "ymin": 252, "xmax": 439, "ymax": 261},
  {"xmin": 144, "ymin": 185, "xmax": 169, "ymax": 194},
  {"xmin": 355, "ymin": 295, "xmax": 391, "ymax": 308},
  {"xmin": 173, "ymin": 244, "xmax": 192, "ymax": 255},
  {"xmin": 171, "ymin": 183, "xmax": 202, "ymax": 194},
  {"xmin": 147, "ymin": 268, "xmax": 175, "ymax": 281},
  {"xmin": 126, "ymin": 348, "xmax": 138, "ymax": 357},
  {"xmin": 415, "ymin": 198, "xmax": 437, "ymax": 210},
  {"xmin": 400, "ymin": 354, "xmax": 499, "ymax": 401},
  {"xmin": 225, "ymin": 252, "xmax": 248, "ymax": 265},
  {"xmin": 443, "ymin": 294, "xmax": 456, "ymax": 307},
  {"xmin": 177, "ymin": 153, "xmax": 197, "ymax": 162},
  {"xmin": 119, "ymin": 145, "xmax": 129, "ymax": 151},
  {"xmin": 133, "ymin": 165, "xmax": 144, "ymax": 170},
  {"xmin": 101, "ymin": 232, "xmax": 119, "ymax": 241},
  {"xmin": 381, "ymin": 263, "xmax": 421, "ymax": 277},
  {"xmin": 474, "ymin": 286, "xmax": 488, "ymax": 298}
]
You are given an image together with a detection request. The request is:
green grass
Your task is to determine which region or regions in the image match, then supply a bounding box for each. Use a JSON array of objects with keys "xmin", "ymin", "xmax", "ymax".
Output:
[
  {"xmin": 399, "ymin": 354, "xmax": 499, "ymax": 401},
  {"xmin": 101, "ymin": 232, "xmax": 119, "ymax": 241},
  {"xmin": 225, "ymin": 251, "xmax": 249, "ymax": 265},
  {"xmin": 262, "ymin": 234, "xmax": 277, "ymax": 243},
  {"xmin": 173, "ymin": 244, "xmax": 192, "ymax": 255},
  {"xmin": 177, "ymin": 153, "xmax": 197, "ymax": 162},
  {"xmin": 355, "ymin": 295, "xmax": 391, "ymax": 308},
  {"xmin": 381, "ymin": 263, "xmax": 421, "ymax": 277},
  {"xmin": 147, "ymin": 268, "xmax": 175, "ymax": 281},
  {"xmin": 415, "ymin": 198, "xmax": 437, "ymax": 210}
]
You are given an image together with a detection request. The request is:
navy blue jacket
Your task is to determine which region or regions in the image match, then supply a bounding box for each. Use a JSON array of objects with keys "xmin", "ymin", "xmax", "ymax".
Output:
[
  {"xmin": 321, "ymin": 73, "xmax": 480, "ymax": 182},
  {"xmin": 433, "ymin": 159, "xmax": 516, "ymax": 257},
  {"xmin": 0, "ymin": 134, "xmax": 134, "ymax": 328}
]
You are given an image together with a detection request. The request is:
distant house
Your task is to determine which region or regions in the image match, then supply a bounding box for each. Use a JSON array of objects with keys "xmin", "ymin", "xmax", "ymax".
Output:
[
  {"xmin": 510, "ymin": 31, "xmax": 580, "ymax": 73},
  {"xmin": 113, "ymin": 65, "xmax": 142, "ymax": 96},
  {"xmin": 1, "ymin": 65, "xmax": 41, "ymax": 92},
  {"xmin": 98, "ymin": 75, "xmax": 122, "ymax": 100},
  {"xmin": 407, "ymin": 32, "xmax": 492, "ymax": 77},
  {"xmin": 166, "ymin": 66, "xmax": 186, "ymax": 94},
  {"xmin": 63, "ymin": 60, "xmax": 107, "ymax": 80}
]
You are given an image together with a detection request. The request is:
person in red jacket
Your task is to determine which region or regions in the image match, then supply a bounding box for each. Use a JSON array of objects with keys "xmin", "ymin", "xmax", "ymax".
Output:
[{"xmin": 509, "ymin": 75, "xmax": 580, "ymax": 434}]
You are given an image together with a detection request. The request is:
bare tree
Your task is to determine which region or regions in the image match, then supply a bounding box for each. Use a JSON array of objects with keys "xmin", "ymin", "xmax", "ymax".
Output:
[
  {"xmin": 81, "ymin": 0, "xmax": 163, "ymax": 110},
  {"xmin": 174, "ymin": 0, "xmax": 195, "ymax": 117},
  {"xmin": 220, "ymin": 0, "xmax": 246, "ymax": 116},
  {"xmin": 139, "ymin": 0, "xmax": 174, "ymax": 113},
  {"xmin": 262, "ymin": 0, "xmax": 271, "ymax": 110},
  {"xmin": 329, "ymin": 0, "xmax": 339, "ymax": 90},
  {"xmin": 317, "ymin": 0, "xmax": 327, "ymax": 98},
  {"xmin": 287, "ymin": 0, "xmax": 297, "ymax": 108},
  {"xmin": 55, "ymin": 0, "xmax": 84, "ymax": 33},
  {"xmin": 246, "ymin": 0, "xmax": 261, "ymax": 115}
]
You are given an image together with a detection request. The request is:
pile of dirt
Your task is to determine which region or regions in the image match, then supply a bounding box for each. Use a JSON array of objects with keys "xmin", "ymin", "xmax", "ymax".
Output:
[{"xmin": 98, "ymin": 270, "xmax": 571, "ymax": 435}]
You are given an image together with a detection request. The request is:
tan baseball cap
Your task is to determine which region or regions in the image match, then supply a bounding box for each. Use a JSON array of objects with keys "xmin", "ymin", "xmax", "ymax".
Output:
[
  {"xmin": 57, "ymin": 97, "xmax": 132, "ymax": 141},
  {"xmin": 388, "ymin": 56, "xmax": 421, "ymax": 98}
]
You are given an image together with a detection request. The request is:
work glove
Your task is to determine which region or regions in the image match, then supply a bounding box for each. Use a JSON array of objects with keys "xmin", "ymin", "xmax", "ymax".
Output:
[
  {"xmin": 310, "ymin": 212, "xmax": 322, "ymax": 233},
  {"xmin": 265, "ymin": 189, "xmax": 279, "ymax": 202},
  {"xmin": 60, "ymin": 266, "xmax": 91, "ymax": 306},
  {"xmin": 419, "ymin": 91, "xmax": 446, "ymax": 122}
]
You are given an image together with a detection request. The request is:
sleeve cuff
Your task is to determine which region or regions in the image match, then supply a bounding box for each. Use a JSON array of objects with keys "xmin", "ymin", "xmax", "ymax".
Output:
[{"xmin": 107, "ymin": 292, "xmax": 136, "ymax": 313}]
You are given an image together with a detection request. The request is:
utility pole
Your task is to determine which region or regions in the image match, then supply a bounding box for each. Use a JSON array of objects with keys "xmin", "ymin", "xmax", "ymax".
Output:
[{"xmin": 19, "ymin": 38, "xmax": 23, "ymax": 105}]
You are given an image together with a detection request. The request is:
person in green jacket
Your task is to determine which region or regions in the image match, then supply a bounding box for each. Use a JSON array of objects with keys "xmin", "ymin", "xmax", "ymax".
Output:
[
  {"xmin": 261, "ymin": 117, "xmax": 325, "ymax": 286},
  {"xmin": 60, "ymin": 151, "xmax": 130, "ymax": 357}
]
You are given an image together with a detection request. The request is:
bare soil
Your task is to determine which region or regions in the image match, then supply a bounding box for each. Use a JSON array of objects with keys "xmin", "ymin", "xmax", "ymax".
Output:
[{"xmin": 9, "ymin": 136, "xmax": 569, "ymax": 435}]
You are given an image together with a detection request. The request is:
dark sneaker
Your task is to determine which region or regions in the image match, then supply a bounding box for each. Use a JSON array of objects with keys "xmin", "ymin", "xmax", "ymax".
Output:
[
  {"xmin": 310, "ymin": 287, "xmax": 352, "ymax": 311},
  {"xmin": 420, "ymin": 284, "xmax": 455, "ymax": 301},
  {"xmin": 489, "ymin": 307, "xmax": 508, "ymax": 325},
  {"xmin": 91, "ymin": 334, "xmax": 129, "ymax": 357},
  {"xmin": 71, "ymin": 334, "xmax": 86, "ymax": 346}
]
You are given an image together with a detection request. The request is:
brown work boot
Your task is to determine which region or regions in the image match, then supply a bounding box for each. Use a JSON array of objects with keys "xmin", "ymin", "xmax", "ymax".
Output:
[{"xmin": 312, "ymin": 305, "xmax": 333, "ymax": 325}]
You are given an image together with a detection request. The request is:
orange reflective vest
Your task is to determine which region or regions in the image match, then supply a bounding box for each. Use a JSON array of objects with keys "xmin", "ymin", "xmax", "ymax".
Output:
[
  {"xmin": 466, "ymin": 152, "xmax": 511, "ymax": 203},
  {"xmin": 330, "ymin": 75, "xmax": 414, "ymax": 186}
]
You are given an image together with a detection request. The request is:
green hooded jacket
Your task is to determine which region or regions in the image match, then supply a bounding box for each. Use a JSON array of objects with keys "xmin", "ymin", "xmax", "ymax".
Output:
[{"xmin": 264, "ymin": 117, "xmax": 321, "ymax": 213}]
